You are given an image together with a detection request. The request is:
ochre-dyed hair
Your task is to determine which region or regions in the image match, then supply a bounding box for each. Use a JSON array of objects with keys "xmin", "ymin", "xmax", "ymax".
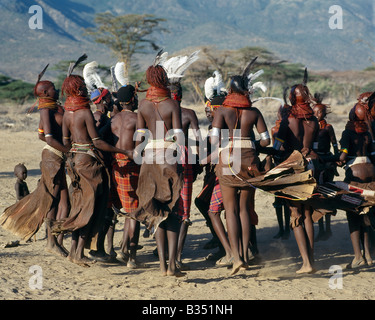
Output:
[
  {"xmin": 146, "ymin": 65, "xmax": 169, "ymax": 88},
  {"xmin": 289, "ymin": 84, "xmax": 314, "ymax": 105},
  {"xmin": 62, "ymin": 75, "xmax": 87, "ymax": 97},
  {"xmin": 34, "ymin": 80, "xmax": 54, "ymax": 97}
]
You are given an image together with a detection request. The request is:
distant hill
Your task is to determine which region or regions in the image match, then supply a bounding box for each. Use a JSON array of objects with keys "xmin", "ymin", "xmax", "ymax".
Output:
[{"xmin": 1, "ymin": 0, "xmax": 374, "ymax": 82}]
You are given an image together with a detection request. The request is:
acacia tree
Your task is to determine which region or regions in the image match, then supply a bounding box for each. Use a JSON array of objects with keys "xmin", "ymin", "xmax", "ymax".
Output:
[{"xmin": 84, "ymin": 12, "xmax": 168, "ymax": 79}]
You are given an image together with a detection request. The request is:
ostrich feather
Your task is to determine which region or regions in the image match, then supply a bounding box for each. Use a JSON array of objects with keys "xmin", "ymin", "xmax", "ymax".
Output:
[
  {"xmin": 67, "ymin": 53, "xmax": 87, "ymax": 77},
  {"xmin": 83, "ymin": 61, "xmax": 106, "ymax": 93},
  {"xmin": 204, "ymin": 76, "xmax": 216, "ymax": 101},
  {"xmin": 204, "ymin": 70, "xmax": 226, "ymax": 100},
  {"xmin": 251, "ymin": 82, "xmax": 267, "ymax": 93},
  {"xmin": 242, "ymin": 56, "xmax": 258, "ymax": 81},
  {"xmin": 110, "ymin": 66, "xmax": 118, "ymax": 92},
  {"xmin": 247, "ymin": 69, "xmax": 264, "ymax": 83},
  {"xmin": 213, "ymin": 70, "xmax": 225, "ymax": 94},
  {"xmin": 114, "ymin": 62, "xmax": 128, "ymax": 87},
  {"xmin": 161, "ymin": 50, "xmax": 200, "ymax": 83},
  {"xmin": 153, "ymin": 49, "xmax": 165, "ymax": 67},
  {"xmin": 303, "ymin": 67, "xmax": 308, "ymax": 86},
  {"xmin": 37, "ymin": 64, "xmax": 49, "ymax": 84}
]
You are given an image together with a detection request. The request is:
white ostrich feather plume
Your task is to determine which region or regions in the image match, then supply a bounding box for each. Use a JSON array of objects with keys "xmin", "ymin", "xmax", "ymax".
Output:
[
  {"xmin": 204, "ymin": 76, "xmax": 216, "ymax": 101},
  {"xmin": 204, "ymin": 70, "xmax": 226, "ymax": 100},
  {"xmin": 212, "ymin": 71, "xmax": 226, "ymax": 94},
  {"xmin": 250, "ymin": 82, "xmax": 267, "ymax": 93},
  {"xmin": 114, "ymin": 62, "xmax": 128, "ymax": 87},
  {"xmin": 83, "ymin": 61, "xmax": 106, "ymax": 92},
  {"xmin": 248, "ymin": 69, "xmax": 264, "ymax": 83},
  {"xmin": 161, "ymin": 50, "xmax": 200, "ymax": 84}
]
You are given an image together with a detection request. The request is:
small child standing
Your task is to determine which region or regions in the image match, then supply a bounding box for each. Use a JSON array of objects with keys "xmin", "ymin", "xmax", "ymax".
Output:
[{"xmin": 14, "ymin": 163, "xmax": 29, "ymax": 201}]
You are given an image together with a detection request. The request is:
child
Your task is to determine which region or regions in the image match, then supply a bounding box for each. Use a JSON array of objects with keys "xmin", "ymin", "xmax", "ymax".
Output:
[
  {"xmin": 14, "ymin": 163, "xmax": 29, "ymax": 201},
  {"xmin": 312, "ymin": 94, "xmax": 339, "ymax": 241}
]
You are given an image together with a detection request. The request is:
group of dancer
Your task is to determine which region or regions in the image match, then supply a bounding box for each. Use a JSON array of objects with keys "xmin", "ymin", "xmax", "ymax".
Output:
[{"xmin": 1, "ymin": 50, "xmax": 375, "ymax": 277}]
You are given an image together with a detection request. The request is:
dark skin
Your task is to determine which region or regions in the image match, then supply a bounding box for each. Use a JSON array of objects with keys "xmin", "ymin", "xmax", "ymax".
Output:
[
  {"xmin": 93, "ymin": 91, "xmax": 114, "ymax": 132},
  {"xmin": 313, "ymin": 105, "xmax": 338, "ymax": 241},
  {"xmin": 338, "ymin": 125, "xmax": 375, "ymax": 267},
  {"xmin": 278, "ymin": 87, "xmax": 319, "ymax": 274},
  {"xmin": 14, "ymin": 165, "xmax": 29, "ymax": 201},
  {"xmin": 36, "ymin": 81, "xmax": 70, "ymax": 257},
  {"xmin": 313, "ymin": 106, "xmax": 339, "ymax": 155},
  {"xmin": 63, "ymin": 86, "xmax": 132, "ymax": 267},
  {"xmin": 270, "ymin": 110, "xmax": 290, "ymax": 240},
  {"xmin": 176, "ymin": 105, "xmax": 200, "ymax": 269},
  {"xmin": 202, "ymin": 106, "xmax": 232, "ymax": 261},
  {"xmin": 211, "ymin": 102, "xmax": 270, "ymax": 275},
  {"xmin": 136, "ymin": 95, "xmax": 183, "ymax": 277},
  {"xmin": 111, "ymin": 97, "xmax": 141, "ymax": 267}
]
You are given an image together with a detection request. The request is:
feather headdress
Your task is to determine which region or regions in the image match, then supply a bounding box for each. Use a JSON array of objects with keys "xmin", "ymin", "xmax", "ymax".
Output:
[
  {"xmin": 67, "ymin": 53, "xmax": 88, "ymax": 78},
  {"xmin": 241, "ymin": 57, "xmax": 267, "ymax": 94},
  {"xmin": 161, "ymin": 50, "xmax": 200, "ymax": 84},
  {"xmin": 153, "ymin": 49, "xmax": 167, "ymax": 67},
  {"xmin": 37, "ymin": 64, "xmax": 49, "ymax": 84},
  {"xmin": 204, "ymin": 70, "xmax": 227, "ymax": 101},
  {"xmin": 82, "ymin": 61, "xmax": 106, "ymax": 93},
  {"xmin": 110, "ymin": 66, "xmax": 118, "ymax": 92},
  {"xmin": 114, "ymin": 62, "xmax": 129, "ymax": 87}
]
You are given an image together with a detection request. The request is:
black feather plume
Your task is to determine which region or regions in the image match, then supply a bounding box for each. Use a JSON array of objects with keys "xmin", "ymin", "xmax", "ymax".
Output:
[
  {"xmin": 242, "ymin": 56, "xmax": 258, "ymax": 80},
  {"xmin": 303, "ymin": 67, "xmax": 308, "ymax": 86},
  {"xmin": 67, "ymin": 53, "xmax": 88, "ymax": 77},
  {"xmin": 37, "ymin": 64, "xmax": 49, "ymax": 84},
  {"xmin": 153, "ymin": 49, "xmax": 164, "ymax": 67}
]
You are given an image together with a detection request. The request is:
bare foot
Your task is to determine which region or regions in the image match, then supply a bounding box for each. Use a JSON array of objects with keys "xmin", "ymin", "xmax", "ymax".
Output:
[
  {"xmin": 46, "ymin": 243, "xmax": 68, "ymax": 258},
  {"xmin": 230, "ymin": 260, "xmax": 245, "ymax": 276},
  {"xmin": 296, "ymin": 265, "xmax": 316, "ymax": 274},
  {"xmin": 167, "ymin": 270, "xmax": 186, "ymax": 277}
]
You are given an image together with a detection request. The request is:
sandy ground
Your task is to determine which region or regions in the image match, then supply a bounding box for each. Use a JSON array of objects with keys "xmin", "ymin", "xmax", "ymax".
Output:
[{"xmin": 0, "ymin": 101, "xmax": 375, "ymax": 304}]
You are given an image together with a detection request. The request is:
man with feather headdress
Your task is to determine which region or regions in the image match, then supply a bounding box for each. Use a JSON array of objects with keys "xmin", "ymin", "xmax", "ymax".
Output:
[
  {"xmin": 127, "ymin": 50, "xmax": 185, "ymax": 277},
  {"xmin": 210, "ymin": 57, "xmax": 271, "ymax": 275},
  {"xmin": 159, "ymin": 50, "xmax": 201, "ymax": 270},
  {"xmin": 0, "ymin": 64, "xmax": 70, "ymax": 258},
  {"xmin": 50, "ymin": 54, "xmax": 132, "ymax": 267}
]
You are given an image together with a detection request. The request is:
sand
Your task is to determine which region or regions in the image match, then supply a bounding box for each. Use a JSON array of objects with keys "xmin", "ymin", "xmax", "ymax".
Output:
[{"xmin": 0, "ymin": 101, "xmax": 375, "ymax": 302}]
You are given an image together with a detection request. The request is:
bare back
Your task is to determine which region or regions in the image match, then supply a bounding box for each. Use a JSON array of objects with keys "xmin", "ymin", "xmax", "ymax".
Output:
[
  {"xmin": 111, "ymin": 110, "xmax": 137, "ymax": 151},
  {"xmin": 63, "ymin": 109, "xmax": 99, "ymax": 144},
  {"xmin": 212, "ymin": 106, "xmax": 267, "ymax": 139},
  {"xmin": 137, "ymin": 98, "xmax": 182, "ymax": 138},
  {"xmin": 284, "ymin": 117, "xmax": 318, "ymax": 154}
]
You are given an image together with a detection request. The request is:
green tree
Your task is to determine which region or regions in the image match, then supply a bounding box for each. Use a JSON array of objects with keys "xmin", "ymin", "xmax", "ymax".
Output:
[{"xmin": 84, "ymin": 13, "xmax": 168, "ymax": 79}]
